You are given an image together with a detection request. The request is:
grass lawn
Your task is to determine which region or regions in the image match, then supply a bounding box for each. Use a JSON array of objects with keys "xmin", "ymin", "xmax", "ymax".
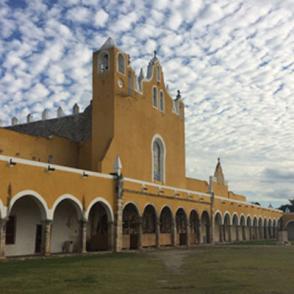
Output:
[{"xmin": 0, "ymin": 245, "xmax": 293, "ymax": 294}]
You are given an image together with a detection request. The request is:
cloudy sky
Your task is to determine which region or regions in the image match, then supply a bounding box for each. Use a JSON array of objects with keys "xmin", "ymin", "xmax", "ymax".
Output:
[{"xmin": 0, "ymin": 0, "xmax": 293, "ymax": 208}]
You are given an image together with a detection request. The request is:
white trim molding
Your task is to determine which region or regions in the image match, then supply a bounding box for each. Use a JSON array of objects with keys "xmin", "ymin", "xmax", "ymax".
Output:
[
  {"xmin": 122, "ymin": 201, "xmax": 141, "ymax": 216},
  {"xmin": 0, "ymin": 155, "xmax": 114, "ymax": 180},
  {"xmin": 50, "ymin": 194, "xmax": 83, "ymax": 220},
  {"xmin": 8, "ymin": 190, "xmax": 50, "ymax": 220},
  {"xmin": 158, "ymin": 205, "xmax": 174, "ymax": 219},
  {"xmin": 232, "ymin": 213, "xmax": 239, "ymax": 225},
  {"xmin": 142, "ymin": 203, "xmax": 158, "ymax": 218},
  {"xmin": 85, "ymin": 197, "xmax": 114, "ymax": 222},
  {"xmin": 214, "ymin": 210, "xmax": 223, "ymax": 224},
  {"xmin": 0, "ymin": 199, "xmax": 6, "ymax": 219},
  {"xmin": 223, "ymin": 211, "xmax": 232, "ymax": 225}
]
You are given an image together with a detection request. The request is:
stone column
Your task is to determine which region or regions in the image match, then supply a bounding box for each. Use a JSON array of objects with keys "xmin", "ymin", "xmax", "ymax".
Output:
[
  {"xmin": 0, "ymin": 219, "xmax": 6, "ymax": 259},
  {"xmin": 108, "ymin": 221, "xmax": 114, "ymax": 251},
  {"xmin": 172, "ymin": 219, "xmax": 177, "ymax": 246},
  {"xmin": 228, "ymin": 225, "xmax": 232, "ymax": 242},
  {"xmin": 155, "ymin": 218, "xmax": 160, "ymax": 249},
  {"xmin": 138, "ymin": 217, "xmax": 143, "ymax": 250},
  {"xmin": 186, "ymin": 223, "xmax": 191, "ymax": 247},
  {"xmin": 236, "ymin": 225, "xmax": 240, "ymax": 241},
  {"xmin": 80, "ymin": 220, "xmax": 87, "ymax": 253},
  {"xmin": 210, "ymin": 219, "xmax": 214, "ymax": 244},
  {"xmin": 242, "ymin": 226, "xmax": 246, "ymax": 241},
  {"xmin": 206, "ymin": 223, "xmax": 211, "ymax": 244},
  {"xmin": 114, "ymin": 172, "xmax": 124, "ymax": 252},
  {"xmin": 196, "ymin": 222, "xmax": 201, "ymax": 244},
  {"xmin": 114, "ymin": 198, "xmax": 123, "ymax": 252},
  {"xmin": 249, "ymin": 226, "xmax": 252, "ymax": 240},
  {"xmin": 42, "ymin": 220, "xmax": 52, "ymax": 256},
  {"xmin": 221, "ymin": 225, "xmax": 225, "ymax": 242},
  {"xmin": 274, "ymin": 227, "xmax": 278, "ymax": 240}
]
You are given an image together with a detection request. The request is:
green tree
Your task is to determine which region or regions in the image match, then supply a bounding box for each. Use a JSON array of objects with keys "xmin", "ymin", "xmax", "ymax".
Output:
[{"xmin": 278, "ymin": 199, "xmax": 294, "ymax": 212}]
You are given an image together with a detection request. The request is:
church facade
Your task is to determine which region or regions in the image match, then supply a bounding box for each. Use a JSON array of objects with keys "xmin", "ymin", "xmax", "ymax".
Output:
[{"xmin": 0, "ymin": 38, "xmax": 288, "ymax": 257}]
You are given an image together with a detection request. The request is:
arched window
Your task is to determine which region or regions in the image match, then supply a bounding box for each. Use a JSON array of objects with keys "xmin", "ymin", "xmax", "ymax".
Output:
[
  {"xmin": 152, "ymin": 137, "xmax": 165, "ymax": 182},
  {"xmin": 156, "ymin": 66, "xmax": 161, "ymax": 82},
  {"xmin": 118, "ymin": 53, "xmax": 125, "ymax": 74},
  {"xmin": 98, "ymin": 52, "xmax": 109, "ymax": 72},
  {"xmin": 128, "ymin": 72, "xmax": 132, "ymax": 95},
  {"xmin": 159, "ymin": 91, "xmax": 164, "ymax": 112},
  {"xmin": 152, "ymin": 87, "xmax": 158, "ymax": 108}
]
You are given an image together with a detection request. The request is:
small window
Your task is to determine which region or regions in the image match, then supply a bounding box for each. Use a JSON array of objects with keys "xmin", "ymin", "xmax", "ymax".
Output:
[
  {"xmin": 156, "ymin": 66, "xmax": 161, "ymax": 82},
  {"xmin": 159, "ymin": 91, "xmax": 164, "ymax": 112},
  {"xmin": 152, "ymin": 87, "xmax": 158, "ymax": 108},
  {"xmin": 6, "ymin": 216, "xmax": 16, "ymax": 245},
  {"xmin": 118, "ymin": 53, "xmax": 125, "ymax": 74},
  {"xmin": 98, "ymin": 52, "xmax": 109, "ymax": 72}
]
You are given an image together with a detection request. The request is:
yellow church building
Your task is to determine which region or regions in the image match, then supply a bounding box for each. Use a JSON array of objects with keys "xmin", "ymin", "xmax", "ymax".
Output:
[{"xmin": 0, "ymin": 38, "xmax": 290, "ymax": 257}]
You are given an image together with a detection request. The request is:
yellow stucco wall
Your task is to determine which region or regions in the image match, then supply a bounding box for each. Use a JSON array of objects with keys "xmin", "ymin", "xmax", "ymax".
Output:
[
  {"xmin": 0, "ymin": 128, "xmax": 78, "ymax": 167},
  {"xmin": 92, "ymin": 47, "xmax": 186, "ymax": 188},
  {"xmin": 0, "ymin": 159, "xmax": 115, "ymax": 217}
]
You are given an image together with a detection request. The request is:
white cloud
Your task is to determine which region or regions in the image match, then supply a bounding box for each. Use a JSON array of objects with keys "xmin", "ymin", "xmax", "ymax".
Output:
[
  {"xmin": 94, "ymin": 9, "xmax": 109, "ymax": 27},
  {"xmin": 66, "ymin": 6, "xmax": 92, "ymax": 23},
  {"xmin": 0, "ymin": 0, "xmax": 293, "ymax": 207},
  {"xmin": 168, "ymin": 12, "xmax": 183, "ymax": 30}
]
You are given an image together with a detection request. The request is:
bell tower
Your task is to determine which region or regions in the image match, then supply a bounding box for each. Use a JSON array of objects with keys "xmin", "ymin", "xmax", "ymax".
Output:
[
  {"xmin": 91, "ymin": 37, "xmax": 117, "ymax": 171},
  {"xmin": 90, "ymin": 37, "xmax": 186, "ymax": 188}
]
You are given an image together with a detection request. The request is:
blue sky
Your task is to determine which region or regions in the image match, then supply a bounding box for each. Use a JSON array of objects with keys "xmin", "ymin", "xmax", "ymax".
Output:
[{"xmin": 0, "ymin": 0, "xmax": 293, "ymax": 208}]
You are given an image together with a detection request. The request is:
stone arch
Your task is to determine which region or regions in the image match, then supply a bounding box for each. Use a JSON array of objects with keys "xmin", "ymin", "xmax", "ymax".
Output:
[
  {"xmin": 159, "ymin": 206, "xmax": 173, "ymax": 246},
  {"xmin": 214, "ymin": 210, "xmax": 223, "ymax": 223},
  {"xmin": 50, "ymin": 194, "xmax": 83, "ymax": 220},
  {"xmin": 6, "ymin": 191, "xmax": 49, "ymax": 256},
  {"xmin": 214, "ymin": 211, "xmax": 223, "ymax": 243},
  {"xmin": 85, "ymin": 197, "xmax": 114, "ymax": 222},
  {"xmin": 86, "ymin": 198, "xmax": 114, "ymax": 251},
  {"xmin": 142, "ymin": 203, "xmax": 158, "ymax": 219},
  {"xmin": 159, "ymin": 204, "xmax": 174, "ymax": 220},
  {"xmin": 189, "ymin": 209, "xmax": 200, "ymax": 245},
  {"xmin": 175, "ymin": 208, "xmax": 187, "ymax": 246},
  {"xmin": 122, "ymin": 202, "xmax": 140, "ymax": 250},
  {"xmin": 231, "ymin": 214, "xmax": 239, "ymax": 242},
  {"xmin": 223, "ymin": 212, "xmax": 232, "ymax": 225},
  {"xmin": 201, "ymin": 210, "xmax": 210, "ymax": 244},
  {"xmin": 142, "ymin": 204, "xmax": 157, "ymax": 247},
  {"xmin": 50, "ymin": 195, "xmax": 83, "ymax": 253},
  {"xmin": 8, "ymin": 190, "xmax": 49, "ymax": 220}
]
